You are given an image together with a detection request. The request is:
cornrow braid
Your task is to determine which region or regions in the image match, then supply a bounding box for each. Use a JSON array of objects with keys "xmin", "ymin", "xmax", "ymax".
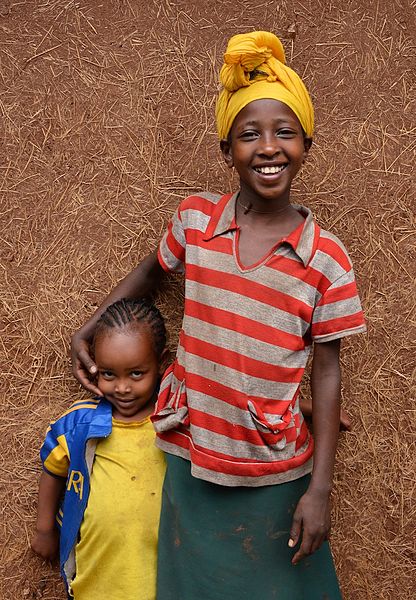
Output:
[{"xmin": 93, "ymin": 298, "xmax": 167, "ymax": 358}]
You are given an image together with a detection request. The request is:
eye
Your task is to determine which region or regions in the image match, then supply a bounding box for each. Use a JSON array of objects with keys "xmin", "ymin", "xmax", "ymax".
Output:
[
  {"xmin": 130, "ymin": 370, "xmax": 143, "ymax": 379},
  {"xmin": 239, "ymin": 129, "xmax": 258, "ymax": 140},
  {"xmin": 277, "ymin": 128, "xmax": 297, "ymax": 138},
  {"xmin": 100, "ymin": 370, "xmax": 115, "ymax": 380}
]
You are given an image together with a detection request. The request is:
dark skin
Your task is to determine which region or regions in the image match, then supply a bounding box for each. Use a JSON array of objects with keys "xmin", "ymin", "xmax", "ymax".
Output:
[
  {"xmin": 31, "ymin": 471, "xmax": 65, "ymax": 561},
  {"xmin": 221, "ymin": 98, "xmax": 351, "ymax": 430},
  {"xmin": 290, "ymin": 338, "xmax": 341, "ymax": 563},
  {"xmin": 71, "ymin": 253, "xmax": 165, "ymax": 397},
  {"xmin": 32, "ymin": 326, "xmax": 165, "ymax": 562},
  {"xmin": 70, "ymin": 99, "xmax": 349, "ymax": 564},
  {"xmin": 220, "ymin": 98, "xmax": 341, "ymax": 563},
  {"xmin": 235, "ymin": 202, "xmax": 305, "ymax": 267}
]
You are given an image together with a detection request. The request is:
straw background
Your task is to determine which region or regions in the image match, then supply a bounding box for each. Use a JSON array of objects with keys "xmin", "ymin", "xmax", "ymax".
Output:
[{"xmin": 1, "ymin": 0, "xmax": 415, "ymax": 598}]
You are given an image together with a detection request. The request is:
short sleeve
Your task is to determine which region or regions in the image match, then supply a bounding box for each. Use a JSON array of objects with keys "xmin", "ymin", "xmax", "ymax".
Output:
[
  {"xmin": 40, "ymin": 424, "xmax": 70, "ymax": 478},
  {"xmin": 311, "ymin": 268, "xmax": 366, "ymax": 343},
  {"xmin": 158, "ymin": 206, "xmax": 186, "ymax": 274}
]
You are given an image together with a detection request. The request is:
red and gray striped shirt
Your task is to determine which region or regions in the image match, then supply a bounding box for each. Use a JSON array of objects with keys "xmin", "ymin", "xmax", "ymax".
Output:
[{"xmin": 152, "ymin": 192, "xmax": 366, "ymax": 487}]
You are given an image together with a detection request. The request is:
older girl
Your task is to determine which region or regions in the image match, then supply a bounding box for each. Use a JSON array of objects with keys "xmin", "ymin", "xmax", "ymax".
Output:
[{"xmin": 72, "ymin": 31, "xmax": 365, "ymax": 599}]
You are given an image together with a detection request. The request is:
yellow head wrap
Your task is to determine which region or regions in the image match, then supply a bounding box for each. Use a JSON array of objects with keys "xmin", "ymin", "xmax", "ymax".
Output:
[{"xmin": 215, "ymin": 31, "xmax": 314, "ymax": 139}]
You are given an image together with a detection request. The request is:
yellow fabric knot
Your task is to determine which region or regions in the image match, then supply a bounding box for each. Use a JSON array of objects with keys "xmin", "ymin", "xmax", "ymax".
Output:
[{"xmin": 216, "ymin": 31, "xmax": 314, "ymax": 139}]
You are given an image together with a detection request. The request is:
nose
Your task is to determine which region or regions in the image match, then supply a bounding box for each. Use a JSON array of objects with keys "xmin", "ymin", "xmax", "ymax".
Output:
[
  {"xmin": 114, "ymin": 379, "xmax": 131, "ymax": 394},
  {"xmin": 257, "ymin": 132, "xmax": 280, "ymax": 157}
]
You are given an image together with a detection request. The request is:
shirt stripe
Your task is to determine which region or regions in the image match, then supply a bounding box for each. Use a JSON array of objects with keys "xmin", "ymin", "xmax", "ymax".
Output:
[{"xmin": 152, "ymin": 193, "xmax": 366, "ymax": 486}]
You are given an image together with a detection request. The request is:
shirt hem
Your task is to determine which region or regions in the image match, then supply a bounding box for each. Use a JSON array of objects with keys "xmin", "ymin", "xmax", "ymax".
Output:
[
  {"xmin": 313, "ymin": 324, "xmax": 367, "ymax": 343},
  {"xmin": 155, "ymin": 438, "xmax": 314, "ymax": 487}
]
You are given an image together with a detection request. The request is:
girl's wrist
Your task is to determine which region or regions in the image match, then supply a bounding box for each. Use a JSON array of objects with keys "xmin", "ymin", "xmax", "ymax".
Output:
[
  {"xmin": 75, "ymin": 320, "xmax": 95, "ymax": 341},
  {"xmin": 35, "ymin": 526, "xmax": 56, "ymax": 535},
  {"xmin": 307, "ymin": 479, "xmax": 333, "ymax": 497}
]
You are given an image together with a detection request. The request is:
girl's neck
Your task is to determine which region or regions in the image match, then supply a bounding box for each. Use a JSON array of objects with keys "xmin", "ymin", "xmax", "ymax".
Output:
[
  {"xmin": 237, "ymin": 198, "xmax": 292, "ymax": 216},
  {"xmin": 112, "ymin": 400, "xmax": 154, "ymax": 423},
  {"xmin": 236, "ymin": 194, "xmax": 299, "ymax": 228},
  {"xmin": 236, "ymin": 184, "xmax": 293, "ymax": 220},
  {"xmin": 234, "ymin": 197, "xmax": 304, "ymax": 268}
]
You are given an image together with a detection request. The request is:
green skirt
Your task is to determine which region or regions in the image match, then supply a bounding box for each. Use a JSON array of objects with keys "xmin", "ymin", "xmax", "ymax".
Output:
[{"xmin": 157, "ymin": 454, "xmax": 342, "ymax": 600}]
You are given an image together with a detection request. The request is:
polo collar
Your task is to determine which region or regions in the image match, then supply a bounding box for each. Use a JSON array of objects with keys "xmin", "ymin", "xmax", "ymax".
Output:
[
  {"xmin": 203, "ymin": 193, "xmax": 318, "ymax": 267},
  {"xmin": 286, "ymin": 203, "xmax": 318, "ymax": 267},
  {"xmin": 203, "ymin": 192, "xmax": 238, "ymax": 241}
]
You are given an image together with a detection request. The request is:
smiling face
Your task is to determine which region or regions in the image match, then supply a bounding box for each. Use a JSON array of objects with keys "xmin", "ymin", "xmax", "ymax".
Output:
[
  {"xmin": 221, "ymin": 99, "xmax": 312, "ymax": 209},
  {"xmin": 94, "ymin": 325, "xmax": 161, "ymax": 422}
]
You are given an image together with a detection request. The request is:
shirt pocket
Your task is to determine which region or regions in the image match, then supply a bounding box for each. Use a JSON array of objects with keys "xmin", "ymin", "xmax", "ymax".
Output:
[
  {"xmin": 152, "ymin": 363, "xmax": 189, "ymax": 432},
  {"xmin": 247, "ymin": 399, "xmax": 292, "ymax": 450}
]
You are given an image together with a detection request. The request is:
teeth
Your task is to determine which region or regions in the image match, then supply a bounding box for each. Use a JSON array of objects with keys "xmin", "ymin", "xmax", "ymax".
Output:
[{"xmin": 256, "ymin": 165, "xmax": 285, "ymax": 174}]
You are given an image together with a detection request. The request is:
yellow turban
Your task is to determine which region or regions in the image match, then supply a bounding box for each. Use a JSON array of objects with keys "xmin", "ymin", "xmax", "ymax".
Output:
[{"xmin": 215, "ymin": 31, "xmax": 314, "ymax": 139}]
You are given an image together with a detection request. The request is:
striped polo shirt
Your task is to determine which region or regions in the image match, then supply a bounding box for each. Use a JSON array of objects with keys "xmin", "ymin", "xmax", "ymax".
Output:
[{"xmin": 152, "ymin": 192, "xmax": 366, "ymax": 487}]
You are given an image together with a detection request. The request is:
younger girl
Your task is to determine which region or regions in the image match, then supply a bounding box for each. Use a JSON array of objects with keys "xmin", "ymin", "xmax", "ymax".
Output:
[
  {"xmin": 72, "ymin": 31, "xmax": 366, "ymax": 599},
  {"xmin": 31, "ymin": 298, "xmax": 167, "ymax": 599}
]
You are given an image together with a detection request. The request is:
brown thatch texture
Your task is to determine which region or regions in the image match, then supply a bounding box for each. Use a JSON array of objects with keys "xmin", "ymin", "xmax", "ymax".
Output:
[{"xmin": 1, "ymin": 1, "xmax": 415, "ymax": 598}]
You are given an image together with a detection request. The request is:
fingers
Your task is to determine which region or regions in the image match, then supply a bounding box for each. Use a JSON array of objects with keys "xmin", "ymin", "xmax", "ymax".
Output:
[
  {"xmin": 288, "ymin": 510, "xmax": 302, "ymax": 549},
  {"xmin": 73, "ymin": 353, "xmax": 99, "ymax": 391},
  {"xmin": 75, "ymin": 363, "xmax": 102, "ymax": 396},
  {"xmin": 311, "ymin": 532, "xmax": 326, "ymax": 554},
  {"xmin": 77, "ymin": 373, "xmax": 102, "ymax": 397},
  {"xmin": 339, "ymin": 407, "xmax": 352, "ymax": 431},
  {"xmin": 291, "ymin": 527, "xmax": 328, "ymax": 565},
  {"xmin": 71, "ymin": 339, "xmax": 102, "ymax": 396},
  {"xmin": 76, "ymin": 345, "xmax": 97, "ymax": 375},
  {"xmin": 292, "ymin": 534, "xmax": 312, "ymax": 565},
  {"xmin": 31, "ymin": 533, "xmax": 59, "ymax": 562}
]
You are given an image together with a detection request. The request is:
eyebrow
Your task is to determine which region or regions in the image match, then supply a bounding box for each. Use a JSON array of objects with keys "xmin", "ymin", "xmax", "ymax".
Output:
[{"xmin": 238, "ymin": 118, "xmax": 297, "ymax": 128}]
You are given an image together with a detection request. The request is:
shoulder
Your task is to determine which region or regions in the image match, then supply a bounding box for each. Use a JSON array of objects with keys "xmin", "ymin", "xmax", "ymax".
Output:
[
  {"xmin": 178, "ymin": 191, "xmax": 223, "ymax": 212},
  {"xmin": 47, "ymin": 398, "xmax": 110, "ymax": 436},
  {"xmin": 311, "ymin": 225, "xmax": 354, "ymax": 282},
  {"xmin": 172, "ymin": 192, "xmax": 225, "ymax": 236},
  {"xmin": 317, "ymin": 228, "xmax": 352, "ymax": 264}
]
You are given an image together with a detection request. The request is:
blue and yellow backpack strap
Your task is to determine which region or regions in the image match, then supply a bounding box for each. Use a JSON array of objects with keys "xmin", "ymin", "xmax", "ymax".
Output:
[
  {"xmin": 40, "ymin": 398, "xmax": 102, "ymax": 478},
  {"xmin": 40, "ymin": 398, "xmax": 113, "ymax": 594}
]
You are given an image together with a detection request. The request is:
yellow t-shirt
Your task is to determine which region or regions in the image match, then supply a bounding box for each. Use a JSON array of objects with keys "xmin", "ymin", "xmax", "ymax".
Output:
[{"xmin": 70, "ymin": 416, "xmax": 166, "ymax": 600}]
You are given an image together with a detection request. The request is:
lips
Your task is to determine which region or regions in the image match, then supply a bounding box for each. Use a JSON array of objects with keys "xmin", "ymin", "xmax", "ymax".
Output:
[
  {"xmin": 253, "ymin": 164, "xmax": 287, "ymax": 174},
  {"xmin": 113, "ymin": 397, "xmax": 136, "ymax": 404}
]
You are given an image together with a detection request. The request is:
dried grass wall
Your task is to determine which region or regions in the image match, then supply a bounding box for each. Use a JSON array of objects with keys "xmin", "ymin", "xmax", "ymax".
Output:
[{"xmin": 1, "ymin": 1, "xmax": 415, "ymax": 598}]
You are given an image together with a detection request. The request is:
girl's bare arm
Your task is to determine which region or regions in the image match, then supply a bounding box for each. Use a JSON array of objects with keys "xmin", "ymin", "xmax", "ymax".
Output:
[
  {"xmin": 289, "ymin": 338, "xmax": 341, "ymax": 564},
  {"xmin": 71, "ymin": 250, "xmax": 166, "ymax": 394},
  {"xmin": 31, "ymin": 471, "xmax": 66, "ymax": 561}
]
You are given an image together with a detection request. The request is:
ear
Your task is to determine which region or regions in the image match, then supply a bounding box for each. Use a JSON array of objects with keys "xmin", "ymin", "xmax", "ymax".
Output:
[
  {"xmin": 303, "ymin": 137, "xmax": 312, "ymax": 162},
  {"xmin": 158, "ymin": 348, "xmax": 171, "ymax": 375},
  {"xmin": 220, "ymin": 139, "xmax": 234, "ymax": 169}
]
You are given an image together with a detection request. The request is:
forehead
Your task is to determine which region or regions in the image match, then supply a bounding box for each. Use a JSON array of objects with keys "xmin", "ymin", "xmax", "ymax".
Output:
[
  {"xmin": 94, "ymin": 326, "xmax": 156, "ymax": 365},
  {"xmin": 232, "ymin": 99, "xmax": 302, "ymax": 131}
]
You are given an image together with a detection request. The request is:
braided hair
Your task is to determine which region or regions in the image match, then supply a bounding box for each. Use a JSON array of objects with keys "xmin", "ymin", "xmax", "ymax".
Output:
[{"xmin": 93, "ymin": 298, "xmax": 166, "ymax": 358}]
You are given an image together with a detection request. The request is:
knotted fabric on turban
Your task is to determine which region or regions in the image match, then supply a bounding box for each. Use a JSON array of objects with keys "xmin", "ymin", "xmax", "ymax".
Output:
[{"xmin": 215, "ymin": 31, "xmax": 314, "ymax": 139}]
